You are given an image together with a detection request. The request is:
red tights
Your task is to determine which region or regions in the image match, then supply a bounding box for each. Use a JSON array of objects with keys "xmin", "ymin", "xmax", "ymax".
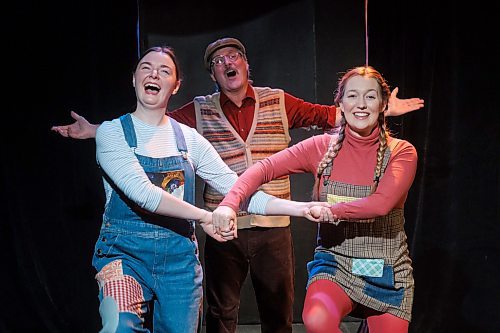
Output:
[{"xmin": 302, "ymin": 279, "xmax": 409, "ymax": 333}]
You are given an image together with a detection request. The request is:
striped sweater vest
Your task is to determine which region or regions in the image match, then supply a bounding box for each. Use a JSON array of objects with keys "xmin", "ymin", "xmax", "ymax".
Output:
[{"xmin": 194, "ymin": 87, "xmax": 291, "ymax": 228}]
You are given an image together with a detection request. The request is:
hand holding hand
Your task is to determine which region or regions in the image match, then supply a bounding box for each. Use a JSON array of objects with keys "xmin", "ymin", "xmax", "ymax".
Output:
[
  {"xmin": 51, "ymin": 111, "xmax": 98, "ymax": 139},
  {"xmin": 302, "ymin": 202, "xmax": 340, "ymax": 224},
  {"xmin": 212, "ymin": 206, "xmax": 238, "ymax": 238},
  {"xmin": 199, "ymin": 211, "xmax": 236, "ymax": 242}
]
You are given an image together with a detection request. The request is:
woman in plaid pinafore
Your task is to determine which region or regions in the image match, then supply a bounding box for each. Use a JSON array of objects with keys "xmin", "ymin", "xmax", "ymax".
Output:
[{"xmin": 214, "ymin": 66, "xmax": 418, "ymax": 333}]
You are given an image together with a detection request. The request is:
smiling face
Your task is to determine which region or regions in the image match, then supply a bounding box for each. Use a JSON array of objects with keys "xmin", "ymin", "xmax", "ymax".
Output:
[
  {"xmin": 133, "ymin": 50, "xmax": 180, "ymax": 111},
  {"xmin": 339, "ymin": 75, "xmax": 385, "ymax": 137},
  {"xmin": 209, "ymin": 46, "xmax": 249, "ymax": 94}
]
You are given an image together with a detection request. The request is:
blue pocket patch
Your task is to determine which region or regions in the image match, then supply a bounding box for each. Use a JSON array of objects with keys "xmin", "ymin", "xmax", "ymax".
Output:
[
  {"xmin": 307, "ymin": 251, "xmax": 338, "ymax": 278},
  {"xmin": 362, "ymin": 265, "xmax": 404, "ymax": 306}
]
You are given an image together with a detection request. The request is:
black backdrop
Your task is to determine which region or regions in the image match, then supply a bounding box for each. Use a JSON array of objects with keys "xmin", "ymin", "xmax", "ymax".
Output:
[{"xmin": 5, "ymin": 0, "xmax": 498, "ymax": 332}]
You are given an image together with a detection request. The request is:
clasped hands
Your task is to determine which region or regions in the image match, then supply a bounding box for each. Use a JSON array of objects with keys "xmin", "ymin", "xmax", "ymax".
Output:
[{"xmin": 208, "ymin": 202, "xmax": 337, "ymax": 242}]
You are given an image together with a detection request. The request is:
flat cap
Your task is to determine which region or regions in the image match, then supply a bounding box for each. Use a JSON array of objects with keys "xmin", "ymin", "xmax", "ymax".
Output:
[{"xmin": 204, "ymin": 37, "xmax": 246, "ymax": 71}]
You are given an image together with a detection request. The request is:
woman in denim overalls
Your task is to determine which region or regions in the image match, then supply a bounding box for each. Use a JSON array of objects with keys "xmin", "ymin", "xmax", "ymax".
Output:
[
  {"xmin": 213, "ymin": 66, "xmax": 418, "ymax": 333},
  {"xmin": 92, "ymin": 46, "xmax": 236, "ymax": 333}
]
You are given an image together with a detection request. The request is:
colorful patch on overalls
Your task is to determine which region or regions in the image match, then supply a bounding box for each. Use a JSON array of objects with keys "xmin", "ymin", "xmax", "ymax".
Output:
[
  {"xmin": 326, "ymin": 194, "xmax": 375, "ymax": 223},
  {"xmin": 95, "ymin": 260, "xmax": 145, "ymax": 315},
  {"xmin": 95, "ymin": 259, "xmax": 123, "ymax": 289},
  {"xmin": 362, "ymin": 265, "xmax": 405, "ymax": 307},
  {"xmin": 149, "ymin": 170, "xmax": 185, "ymax": 199},
  {"xmin": 307, "ymin": 251, "xmax": 339, "ymax": 277},
  {"xmin": 327, "ymin": 193, "xmax": 357, "ymax": 204},
  {"xmin": 352, "ymin": 258, "xmax": 384, "ymax": 277}
]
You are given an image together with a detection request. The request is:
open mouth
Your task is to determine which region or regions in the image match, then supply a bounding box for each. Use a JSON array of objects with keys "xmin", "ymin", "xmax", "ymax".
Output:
[
  {"xmin": 144, "ymin": 83, "xmax": 160, "ymax": 93},
  {"xmin": 226, "ymin": 69, "xmax": 237, "ymax": 78}
]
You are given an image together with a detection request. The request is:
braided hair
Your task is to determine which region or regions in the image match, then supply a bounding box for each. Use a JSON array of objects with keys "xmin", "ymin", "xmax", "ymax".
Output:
[{"xmin": 312, "ymin": 66, "xmax": 391, "ymax": 200}]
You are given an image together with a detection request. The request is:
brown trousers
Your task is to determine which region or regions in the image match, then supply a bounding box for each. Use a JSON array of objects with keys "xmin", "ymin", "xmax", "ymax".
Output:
[{"xmin": 204, "ymin": 226, "xmax": 295, "ymax": 333}]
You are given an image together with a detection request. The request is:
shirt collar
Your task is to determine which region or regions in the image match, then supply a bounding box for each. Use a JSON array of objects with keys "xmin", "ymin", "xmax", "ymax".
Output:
[{"xmin": 219, "ymin": 85, "xmax": 256, "ymax": 107}]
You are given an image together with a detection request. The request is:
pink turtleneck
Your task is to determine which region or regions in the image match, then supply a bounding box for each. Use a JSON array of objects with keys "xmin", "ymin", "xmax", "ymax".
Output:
[{"xmin": 220, "ymin": 126, "xmax": 418, "ymax": 220}]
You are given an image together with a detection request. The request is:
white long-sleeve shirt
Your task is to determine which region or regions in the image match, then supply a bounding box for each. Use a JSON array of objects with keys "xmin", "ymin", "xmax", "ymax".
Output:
[{"xmin": 95, "ymin": 114, "xmax": 271, "ymax": 214}]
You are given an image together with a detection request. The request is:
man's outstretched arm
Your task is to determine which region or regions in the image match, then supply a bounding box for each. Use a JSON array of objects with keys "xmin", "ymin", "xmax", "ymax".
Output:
[{"xmin": 385, "ymin": 87, "xmax": 424, "ymax": 116}]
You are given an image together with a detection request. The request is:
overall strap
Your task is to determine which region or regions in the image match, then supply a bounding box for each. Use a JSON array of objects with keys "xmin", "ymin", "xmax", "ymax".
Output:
[
  {"xmin": 169, "ymin": 117, "xmax": 188, "ymax": 159},
  {"xmin": 119, "ymin": 113, "xmax": 137, "ymax": 148}
]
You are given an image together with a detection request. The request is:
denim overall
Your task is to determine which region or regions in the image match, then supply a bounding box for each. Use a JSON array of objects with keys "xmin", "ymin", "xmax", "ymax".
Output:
[{"xmin": 92, "ymin": 114, "xmax": 202, "ymax": 333}]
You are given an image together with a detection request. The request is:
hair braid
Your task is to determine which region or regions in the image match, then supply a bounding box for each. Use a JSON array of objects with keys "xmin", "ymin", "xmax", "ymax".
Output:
[
  {"xmin": 312, "ymin": 116, "xmax": 347, "ymax": 200},
  {"xmin": 370, "ymin": 113, "xmax": 389, "ymax": 194}
]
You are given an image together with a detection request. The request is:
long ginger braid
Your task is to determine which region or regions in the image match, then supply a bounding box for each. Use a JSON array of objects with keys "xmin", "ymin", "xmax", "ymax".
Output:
[
  {"xmin": 312, "ymin": 116, "xmax": 347, "ymax": 200},
  {"xmin": 370, "ymin": 113, "xmax": 389, "ymax": 194}
]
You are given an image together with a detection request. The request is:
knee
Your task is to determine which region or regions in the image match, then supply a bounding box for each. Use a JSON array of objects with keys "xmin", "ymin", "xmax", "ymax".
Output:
[
  {"xmin": 114, "ymin": 314, "xmax": 143, "ymax": 333},
  {"xmin": 302, "ymin": 305, "xmax": 324, "ymax": 333},
  {"xmin": 100, "ymin": 313, "xmax": 145, "ymax": 333},
  {"xmin": 99, "ymin": 297, "xmax": 144, "ymax": 333},
  {"xmin": 99, "ymin": 296, "xmax": 119, "ymax": 333},
  {"xmin": 302, "ymin": 304, "xmax": 342, "ymax": 333},
  {"xmin": 207, "ymin": 303, "xmax": 239, "ymax": 319}
]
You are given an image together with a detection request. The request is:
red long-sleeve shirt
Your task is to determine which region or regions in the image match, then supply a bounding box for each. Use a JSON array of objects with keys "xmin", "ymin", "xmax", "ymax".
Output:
[
  {"xmin": 220, "ymin": 127, "xmax": 418, "ymax": 220},
  {"xmin": 168, "ymin": 85, "xmax": 337, "ymax": 141}
]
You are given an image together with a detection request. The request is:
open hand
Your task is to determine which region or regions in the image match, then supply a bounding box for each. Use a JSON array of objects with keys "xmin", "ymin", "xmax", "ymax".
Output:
[
  {"xmin": 51, "ymin": 111, "xmax": 98, "ymax": 139},
  {"xmin": 386, "ymin": 87, "xmax": 424, "ymax": 116}
]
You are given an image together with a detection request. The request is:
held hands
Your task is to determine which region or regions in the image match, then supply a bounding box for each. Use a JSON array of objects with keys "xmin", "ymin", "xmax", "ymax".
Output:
[
  {"xmin": 386, "ymin": 87, "xmax": 425, "ymax": 116},
  {"xmin": 302, "ymin": 202, "xmax": 339, "ymax": 224},
  {"xmin": 212, "ymin": 206, "xmax": 238, "ymax": 239},
  {"xmin": 51, "ymin": 111, "xmax": 98, "ymax": 139},
  {"xmin": 198, "ymin": 210, "xmax": 236, "ymax": 242}
]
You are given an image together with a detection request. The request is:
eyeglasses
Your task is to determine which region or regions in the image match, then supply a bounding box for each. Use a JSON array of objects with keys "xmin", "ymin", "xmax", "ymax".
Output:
[{"xmin": 211, "ymin": 52, "xmax": 243, "ymax": 67}]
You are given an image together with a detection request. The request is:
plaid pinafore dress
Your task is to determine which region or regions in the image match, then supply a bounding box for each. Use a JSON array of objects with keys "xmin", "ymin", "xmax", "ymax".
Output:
[{"xmin": 306, "ymin": 138, "xmax": 414, "ymax": 321}]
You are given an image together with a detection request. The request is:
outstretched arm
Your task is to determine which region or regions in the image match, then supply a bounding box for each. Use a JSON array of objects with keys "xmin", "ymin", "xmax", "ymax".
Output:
[
  {"xmin": 51, "ymin": 111, "xmax": 99, "ymax": 139},
  {"xmin": 264, "ymin": 198, "xmax": 330, "ymax": 222},
  {"xmin": 212, "ymin": 200, "xmax": 331, "ymax": 235},
  {"xmin": 385, "ymin": 87, "xmax": 424, "ymax": 116},
  {"xmin": 153, "ymin": 192, "xmax": 235, "ymax": 242},
  {"xmin": 324, "ymin": 140, "xmax": 418, "ymax": 221}
]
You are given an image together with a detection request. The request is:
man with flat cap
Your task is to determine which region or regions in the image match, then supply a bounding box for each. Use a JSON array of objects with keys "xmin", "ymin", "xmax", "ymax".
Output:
[{"xmin": 51, "ymin": 37, "xmax": 424, "ymax": 333}]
